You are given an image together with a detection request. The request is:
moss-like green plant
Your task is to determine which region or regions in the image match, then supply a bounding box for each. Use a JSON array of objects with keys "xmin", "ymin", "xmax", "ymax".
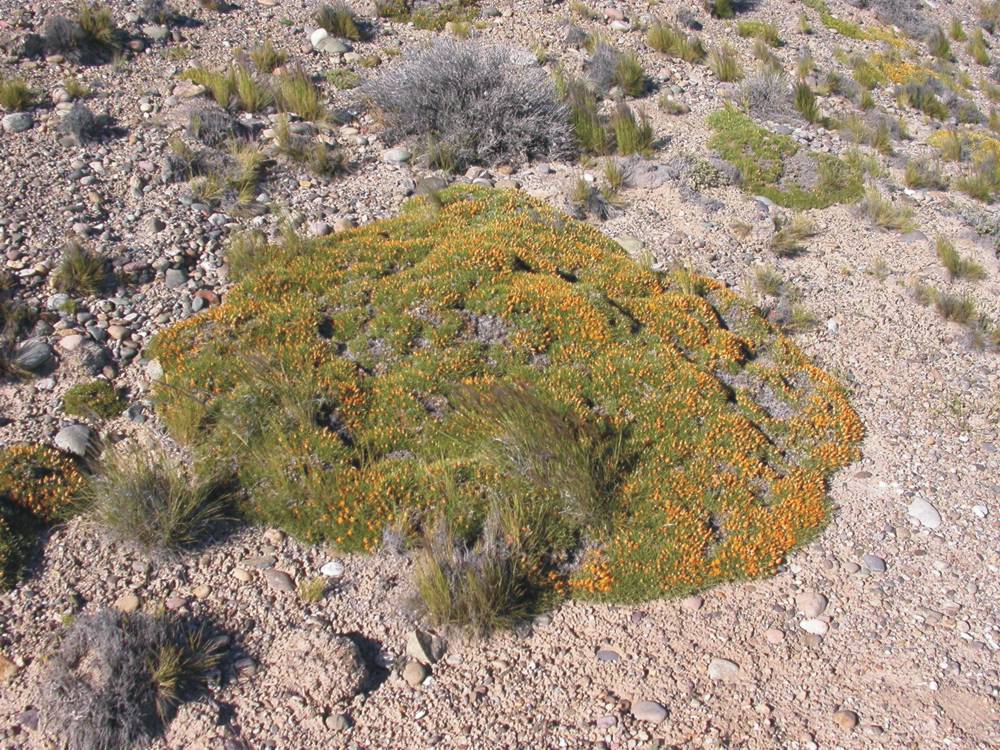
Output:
[
  {"xmin": 1, "ymin": 444, "xmax": 84, "ymax": 588},
  {"xmin": 149, "ymin": 186, "xmax": 863, "ymax": 617},
  {"xmin": 708, "ymin": 107, "xmax": 866, "ymax": 209},
  {"xmin": 327, "ymin": 68, "xmax": 361, "ymax": 89},
  {"xmin": 737, "ymin": 21, "xmax": 782, "ymax": 47},
  {"xmin": 63, "ymin": 380, "xmax": 126, "ymax": 419}
]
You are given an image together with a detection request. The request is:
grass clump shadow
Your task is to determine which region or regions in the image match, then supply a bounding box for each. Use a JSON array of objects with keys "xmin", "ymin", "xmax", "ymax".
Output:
[{"xmin": 38, "ymin": 609, "xmax": 226, "ymax": 750}]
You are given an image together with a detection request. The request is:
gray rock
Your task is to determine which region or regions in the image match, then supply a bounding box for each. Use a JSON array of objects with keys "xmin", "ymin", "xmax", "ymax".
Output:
[
  {"xmin": 631, "ymin": 700, "xmax": 667, "ymax": 724},
  {"xmin": 317, "ymin": 37, "xmax": 350, "ymax": 55},
  {"xmin": 240, "ymin": 555, "xmax": 276, "ymax": 569},
  {"xmin": 616, "ymin": 236, "xmax": 645, "ymax": 254},
  {"xmin": 405, "ymin": 629, "xmax": 445, "ymax": 666},
  {"xmin": 12, "ymin": 339, "xmax": 53, "ymax": 372},
  {"xmin": 383, "ymin": 147, "xmax": 411, "ymax": 165},
  {"xmin": 54, "ymin": 424, "xmax": 91, "ymax": 457},
  {"xmin": 142, "ymin": 24, "xmax": 169, "ymax": 42},
  {"xmin": 262, "ymin": 568, "xmax": 295, "ymax": 593},
  {"xmin": 2, "ymin": 113, "xmax": 33, "ymax": 134},
  {"xmin": 908, "ymin": 498, "xmax": 942, "ymax": 529},
  {"xmin": 862, "ymin": 553, "xmax": 886, "ymax": 573},
  {"xmin": 164, "ymin": 268, "xmax": 188, "ymax": 289},
  {"xmin": 596, "ymin": 649, "xmax": 620, "ymax": 662},
  {"xmin": 415, "ymin": 176, "xmax": 448, "ymax": 195}
]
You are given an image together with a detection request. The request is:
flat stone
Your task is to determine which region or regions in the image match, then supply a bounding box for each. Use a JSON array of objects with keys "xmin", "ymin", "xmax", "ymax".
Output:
[
  {"xmin": 2, "ymin": 112, "xmax": 33, "ymax": 133},
  {"xmin": 708, "ymin": 657, "xmax": 740, "ymax": 681},
  {"xmin": 59, "ymin": 334, "xmax": 85, "ymax": 352},
  {"xmin": 863, "ymin": 554, "xmax": 887, "ymax": 573},
  {"xmin": 800, "ymin": 618, "xmax": 829, "ymax": 636},
  {"xmin": 262, "ymin": 568, "xmax": 295, "ymax": 592},
  {"xmin": 193, "ymin": 584, "xmax": 211, "ymax": 598},
  {"xmin": 402, "ymin": 659, "xmax": 428, "ymax": 687},
  {"xmin": 908, "ymin": 498, "xmax": 942, "ymax": 529},
  {"xmin": 405, "ymin": 629, "xmax": 445, "ymax": 665},
  {"xmin": 596, "ymin": 649, "xmax": 620, "ymax": 662},
  {"xmin": 833, "ymin": 709, "xmax": 859, "ymax": 731},
  {"xmin": 54, "ymin": 424, "xmax": 91, "ymax": 456},
  {"xmin": 763, "ymin": 628, "xmax": 785, "ymax": 644},
  {"xmin": 164, "ymin": 268, "xmax": 188, "ymax": 289},
  {"xmin": 631, "ymin": 700, "xmax": 667, "ymax": 724},
  {"xmin": 316, "ymin": 37, "xmax": 350, "ymax": 54},
  {"xmin": 114, "ymin": 593, "xmax": 140, "ymax": 613},
  {"xmin": 681, "ymin": 595, "xmax": 704, "ymax": 611},
  {"xmin": 321, "ymin": 559, "xmax": 345, "ymax": 578},
  {"xmin": 795, "ymin": 592, "xmax": 828, "ymax": 618},
  {"xmin": 12, "ymin": 339, "xmax": 53, "ymax": 372},
  {"xmin": 231, "ymin": 567, "xmax": 252, "ymax": 582},
  {"xmin": 383, "ymin": 147, "xmax": 411, "ymax": 165},
  {"xmin": 240, "ymin": 554, "xmax": 276, "ymax": 569}
]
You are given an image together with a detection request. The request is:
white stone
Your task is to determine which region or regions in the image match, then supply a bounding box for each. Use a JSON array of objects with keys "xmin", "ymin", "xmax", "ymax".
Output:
[
  {"xmin": 908, "ymin": 498, "xmax": 942, "ymax": 529},
  {"xmin": 800, "ymin": 618, "xmax": 829, "ymax": 636},
  {"xmin": 321, "ymin": 560, "xmax": 345, "ymax": 578}
]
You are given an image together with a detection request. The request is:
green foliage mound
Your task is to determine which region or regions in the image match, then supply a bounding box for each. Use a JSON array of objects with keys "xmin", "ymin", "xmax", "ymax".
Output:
[{"xmin": 151, "ymin": 187, "xmax": 862, "ymax": 608}]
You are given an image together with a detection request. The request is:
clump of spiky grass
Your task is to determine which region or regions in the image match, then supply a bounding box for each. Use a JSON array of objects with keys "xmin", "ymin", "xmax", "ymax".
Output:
[
  {"xmin": 43, "ymin": 2, "xmax": 123, "ymax": 65},
  {"xmin": 53, "ymin": 240, "xmax": 109, "ymax": 295},
  {"xmin": 0, "ymin": 78, "xmax": 35, "ymax": 111},
  {"xmin": 770, "ymin": 213, "xmax": 817, "ymax": 257},
  {"xmin": 968, "ymin": 29, "xmax": 990, "ymax": 66},
  {"xmin": 327, "ymin": 67, "xmax": 361, "ymax": 89},
  {"xmin": 858, "ymin": 184, "xmax": 914, "ymax": 232},
  {"xmin": 904, "ymin": 158, "xmax": 948, "ymax": 190},
  {"xmin": 298, "ymin": 575, "xmax": 327, "ymax": 602},
  {"xmin": 249, "ymin": 39, "xmax": 286, "ymax": 74},
  {"xmin": 647, "ymin": 19, "xmax": 705, "ymax": 62},
  {"xmin": 87, "ymin": 442, "xmax": 226, "ymax": 557},
  {"xmin": 274, "ymin": 67, "xmax": 325, "ymax": 121},
  {"xmin": 315, "ymin": 2, "xmax": 364, "ymax": 41},
  {"xmin": 793, "ymin": 81, "xmax": 821, "ymax": 123},
  {"xmin": 927, "ymin": 26, "xmax": 953, "ymax": 61},
  {"xmin": 611, "ymin": 103, "xmax": 653, "ymax": 156},
  {"xmin": 708, "ymin": 46, "xmax": 743, "ymax": 82},
  {"xmin": 936, "ymin": 236, "xmax": 986, "ymax": 281},
  {"xmin": 232, "ymin": 65, "xmax": 273, "ymax": 113},
  {"xmin": 737, "ymin": 20, "xmax": 782, "ymax": 47},
  {"xmin": 559, "ymin": 74, "xmax": 611, "ymax": 155},
  {"xmin": 224, "ymin": 229, "xmax": 269, "ymax": 282},
  {"xmin": 63, "ymin": 380, "xmax": 126, "ymax": 420}
]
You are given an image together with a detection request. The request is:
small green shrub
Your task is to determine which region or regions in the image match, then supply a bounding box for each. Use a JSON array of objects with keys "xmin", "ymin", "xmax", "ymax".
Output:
[
  {"xmin": 927, "ymin": 27, "xmax": 953, "ymax": 61},
  {"xmin": 753, "ymin": 265, "xmax": 783, "ymax": 296},
  {"xmin": 63, "ymin": 77, "xmax": 91, "ymax": 100},
  {"xmin": 327, "ymin": 68, "xmax": 361, "ymax": 89},
  {"xmin": 936, "ymin": 236, "xmax": 986, "ymax": 281},
  {"xmin": 63, "ymin": 380, "xmax": 126, "ymax": 419},
  {"xmin": 87, "ymin": 442, "xmax": 227, "ymax": 557},
  {"xmin": 562, "ymin": 76, "xmax": 611, "ymax": 155},
  {"xmin": 708, "ymin": 0, "xmax": 735, "ymax": 20},
  {"xmin": 614, "ymin": 52, "xmax": 647, "ymax": 97},
  {"xmin": 771, "ymin": 213, "xmax": 817, "ymax": 256},
  {"xmin": 708, "ymin": 46, "xmax": 743, "ymax": 82},
  {"xmin": 0, "ymin": 78, "xmax": 36, "ymax": 111},
  {"xmin": 299, "ymin": 575, "xmax": 327, "ymax": 602},
  {"xmin": 179, "ymin": 67, "xmax": 236, "ymax": 108},
  {"xmin": 968, "ymin": 29, "xmax": 990, "ymax": 66},
  {"xmin": 53, "ymin": 241, "xmax": 109, "ymax": 296}
]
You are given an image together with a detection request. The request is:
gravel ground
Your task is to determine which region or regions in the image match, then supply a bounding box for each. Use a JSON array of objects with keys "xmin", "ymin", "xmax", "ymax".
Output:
[{"xmin": 1, "ymin": 0, "xmax": 998, "ymax": 748}]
